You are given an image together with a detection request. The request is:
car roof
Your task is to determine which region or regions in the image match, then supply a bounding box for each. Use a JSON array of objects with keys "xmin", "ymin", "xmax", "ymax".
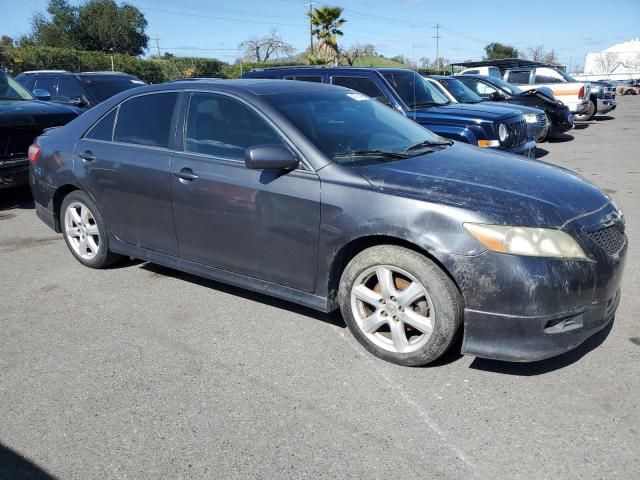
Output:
[
  {"xmin": 427, "ymin": 75, "xmax": 455, "ymax": 80},
  {"xmin": 247, "ymin": 66, "xmax": 414, "ymax": 75},
  {"xmin": 151, "ymin": 78, "xmax": 350, "ymax": 95}
]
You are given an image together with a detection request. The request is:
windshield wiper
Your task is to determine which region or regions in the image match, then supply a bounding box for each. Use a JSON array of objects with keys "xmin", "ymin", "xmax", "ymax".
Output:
[
  {"xmin": 402, "ymin": 139, "xmax": 453, "ymax": 153},
  {"xmin": 410, "ymin": 101, "xmax": 449, "ymax": 108},
  {"xmin": 333, "ymin": 149, "xmax": 411, "ymax": 160}
]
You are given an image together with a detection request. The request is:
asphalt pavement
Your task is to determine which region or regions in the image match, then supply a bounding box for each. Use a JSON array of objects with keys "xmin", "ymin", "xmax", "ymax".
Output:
[{"xmin": 1, "ymin": 97, "xmax": 639, "ymax": 480}]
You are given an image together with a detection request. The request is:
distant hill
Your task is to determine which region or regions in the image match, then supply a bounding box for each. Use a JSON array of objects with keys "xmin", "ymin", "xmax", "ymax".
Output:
[{"xmin": 351, "ymin": 55, "xmax": 411, "ymax": 68}]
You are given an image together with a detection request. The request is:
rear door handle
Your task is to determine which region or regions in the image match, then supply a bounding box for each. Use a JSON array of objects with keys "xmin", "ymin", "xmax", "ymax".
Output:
[
  {"xmin": 174, "ymin": 168, "xmax": 198, "ymax": 181},
  {"xmin": 78, "ymin": 151, "xmax": 95, "ymax": 162}
]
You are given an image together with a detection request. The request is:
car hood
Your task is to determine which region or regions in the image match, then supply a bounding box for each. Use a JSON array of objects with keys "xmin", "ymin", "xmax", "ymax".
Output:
[
  {"xmin": 0, "ymin": 100, "xmax": 80, "ymax": 128},
  {"xmin": 412, "ymin": 103, "xmax": 520, "ymax": 121},
  {"xmin": 352, "ymin": 142, "xmax": 608, "ymax": 228},
  {"xmin": 484, "ymin": 101, "xmax": 543, "ymax": 115}
]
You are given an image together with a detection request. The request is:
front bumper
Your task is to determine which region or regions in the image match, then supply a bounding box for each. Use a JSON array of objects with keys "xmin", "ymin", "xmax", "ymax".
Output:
[
  {"xmin": 527, "ymin": 123, "xmax": 549, "ymax": 143},
  {"xmin": 462, "ymin": 290, "xmax": 620, "ymax": 361},
  {"xmin": 597, "ymin": 98, "xmax": 617, "ymax": 114},
  {"xmin": 505, "ymin": 139, "xmax": 537, "ymax": 158},
  {"xmin": 437, "ymin": 204, "xmax": 627, "ymax": 362},
  {"xmin": 0, "ymin": 157, "xmax": 29, "ymax": 189}
]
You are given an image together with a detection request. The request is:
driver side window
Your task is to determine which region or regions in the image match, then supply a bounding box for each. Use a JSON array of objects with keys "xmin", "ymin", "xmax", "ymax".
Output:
[{"xmin": 476, "ymin": 82, "xmax": 497, "ymax": 97}]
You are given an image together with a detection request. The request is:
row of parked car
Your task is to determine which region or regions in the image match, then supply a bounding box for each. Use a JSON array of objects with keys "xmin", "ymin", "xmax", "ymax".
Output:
[
  {"xmin": 2, "ymin": 63, "xmax": 618, "ymax": 190},
  {"xmin": 23, "ymin": 70, "xmax": 627, "ymax": 367}
]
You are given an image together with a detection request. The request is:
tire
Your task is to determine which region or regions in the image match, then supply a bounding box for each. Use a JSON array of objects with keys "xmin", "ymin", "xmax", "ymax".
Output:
[
  {"xmin": 60, "ymin": 190, "xmax": 122, "ymax": 268},
  {"xmin": 338, "ymin": 245, "xmax": 463, "ymax": 366},
  {"xmin": 575, "ymin": 100, "xmax": 596, "ymax": 121}
]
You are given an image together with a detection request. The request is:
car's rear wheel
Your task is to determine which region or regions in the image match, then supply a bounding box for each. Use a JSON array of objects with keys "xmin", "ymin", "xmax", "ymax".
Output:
[
  {"xmin": 61, "ymin": 191, "xmax": 121, "ymax": 268},
  {"xmin": 575, "ymin": 100, "xmax": 596, "ymax": 121},
  {"xmin": 338, "ymin": 245, "xmax": 463, "ymax": 366}
]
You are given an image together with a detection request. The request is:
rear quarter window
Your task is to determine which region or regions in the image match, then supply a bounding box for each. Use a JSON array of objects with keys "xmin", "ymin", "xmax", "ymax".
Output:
[
  {"xmin": 85, "ymin": 109, "xmax": 117, "ymax": 141},
  {"xmin": 505, "ymin": 71, "xmax": 530, "ymax": 84}
]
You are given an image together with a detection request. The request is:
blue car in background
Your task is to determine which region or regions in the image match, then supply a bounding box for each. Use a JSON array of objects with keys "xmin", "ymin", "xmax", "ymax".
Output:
[{"xmin": 242, "ymin": 67, "xmax": 536, "ymax": 157}]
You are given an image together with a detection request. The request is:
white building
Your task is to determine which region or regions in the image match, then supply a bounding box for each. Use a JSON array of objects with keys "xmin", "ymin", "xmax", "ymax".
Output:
[{"xmin": 579, "ymin": 39, "xmax": 640, "ymax": 80}]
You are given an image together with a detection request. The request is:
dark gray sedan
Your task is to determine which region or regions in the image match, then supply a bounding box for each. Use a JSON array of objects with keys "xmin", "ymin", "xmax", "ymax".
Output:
[{"xmin": 29, "ymin": 79, "xmax": 626, "ymax": 366}]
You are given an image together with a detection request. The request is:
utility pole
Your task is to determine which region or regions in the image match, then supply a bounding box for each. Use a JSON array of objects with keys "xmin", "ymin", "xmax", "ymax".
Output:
[
  {"xmin": 433, "ymin": 24, "xmax": 441, "ymax": 72},
  {"xmin": 307, "ymin": 1, "xmax": 314, "ymax": 55},
  {"xmin": 153, "ymin": 36, "xmax": 161, "ymax": 58}
]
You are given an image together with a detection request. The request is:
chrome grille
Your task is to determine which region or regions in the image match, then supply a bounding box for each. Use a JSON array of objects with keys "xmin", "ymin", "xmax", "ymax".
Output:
[
  {"xmin": 587, "ymin": 224, "xmax": 626, "ymax": 258},
  {"xmin": 537, "ymin": 113, "xmax": 549, "ymax": 127},
  {"xmin": 509, "ymin": 119, "xmax": 527, "ymax": 147}
]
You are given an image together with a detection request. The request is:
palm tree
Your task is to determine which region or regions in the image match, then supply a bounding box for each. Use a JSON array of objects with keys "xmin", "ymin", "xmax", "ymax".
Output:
[{"xmin": 308, "ymin": 6, "xmax": 346, "ymax": 62}]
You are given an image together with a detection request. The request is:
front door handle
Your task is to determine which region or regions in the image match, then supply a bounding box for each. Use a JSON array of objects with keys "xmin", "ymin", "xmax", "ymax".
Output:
[
  {"xmin": 78, "ymin": 151, "xmax": 95, "ymax": 162},
  {"xmin": 174, "ymin": 168, "xmax": 199, "ymax": 181}
]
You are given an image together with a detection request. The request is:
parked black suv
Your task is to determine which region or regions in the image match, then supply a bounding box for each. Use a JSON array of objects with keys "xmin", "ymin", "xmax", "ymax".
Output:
[
  {"xmin": 458, "ymin": 74, "xmax": 574, "ymax": 138},
  {"xmin": 1, "ymin": 70, "xmax": 79, "ymax": 189},
  {"xmin": 242, "ymin": 67, "xmax": 535, "ymax": 157},
  {"xmin": 15, "ymin": 71, "xmax": 145, "ymax": 110}
]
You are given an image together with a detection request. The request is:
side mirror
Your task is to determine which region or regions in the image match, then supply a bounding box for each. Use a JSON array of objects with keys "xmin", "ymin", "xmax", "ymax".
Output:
[
  {"xmin": 245, "ymin": 145, "xmax": 299, "ymax": 170},
  {"xmin": 490, "ymin": 91, "xmax": 505, "ymax": 101},
  {"xmin": 33, "ymin": 89, "xmax": 51, "ymax": 101}
]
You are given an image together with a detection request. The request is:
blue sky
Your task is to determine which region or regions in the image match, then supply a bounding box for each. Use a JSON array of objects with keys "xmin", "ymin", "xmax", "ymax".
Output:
[{"xmin": 1, "ymin": 0, "xmax": 639, "ymax": 70}]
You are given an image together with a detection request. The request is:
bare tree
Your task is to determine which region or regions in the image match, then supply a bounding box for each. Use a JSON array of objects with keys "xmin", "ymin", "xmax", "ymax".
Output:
[
  {"xmin": 419, "ymin": 57, "xmax": 430, "ymax": 68},
  {"xmin": 341, "ymin": 43, "xmax": 375, "ymax": 66},
  {"xmin": 526, "ymin": 45, "xmax": 558, "ymax": 64},
  {"xmin": 594, "ymin": 52, "xmax": 621, "ymax": 74},
  {"xmin": 239, "ymin": 29, "xmax": 295, "ymax": 63}
]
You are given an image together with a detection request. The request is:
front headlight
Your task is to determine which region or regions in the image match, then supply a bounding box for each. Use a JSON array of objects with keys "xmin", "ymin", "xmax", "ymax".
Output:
[
  {"xmin": 524, "ymin": 113, "xmax": 537, "ymax": 124},
  {"xmin": 498, "ymin": 123, "xmax": 508, "ymax": 142},
  {"xmin": 463, "ymin": 223, "xmax": 587, "ymax": 259}
]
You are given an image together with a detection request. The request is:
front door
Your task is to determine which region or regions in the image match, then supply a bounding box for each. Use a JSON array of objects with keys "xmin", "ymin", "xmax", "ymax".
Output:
[
  {"xmin": 74, "ymin": 92, "xmax": 179, "ymax": 255},
  {"xmin": 170, "ymin": 92, "xmax": 321, "ymax": 292}
]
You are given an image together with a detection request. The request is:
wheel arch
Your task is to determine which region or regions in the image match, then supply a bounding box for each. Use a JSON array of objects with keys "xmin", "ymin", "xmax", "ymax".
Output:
[
  {"xmin": 52, "ymin": 184, "xmax": 81, "ymax": 232},
  {"xmin": 325, "ymin": 235, "xmax": 461, "ymax": 311}
]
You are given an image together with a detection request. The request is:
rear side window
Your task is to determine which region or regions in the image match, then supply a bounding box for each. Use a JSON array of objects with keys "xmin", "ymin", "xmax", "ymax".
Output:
[
  {"xmin": 114, "ymin": 93, "xmax": 178, "ymax": 148},
  {"xmin": 86, "ymin": 109, "xmax": 117, "ymax": 141},
  {"xmin": 284, "ymin": 75, "xmax": 323, "ymax": 83},
  {"xmin": 331, "ymin": 76, "xmax": 388, "ymax": 102},
  {"xmin": 488, "ymin": 67, "xmax": 501, "ymax": 79},
  {"xmin": 505, "ymin": 71, "xmax": 530, "ymax": 84},
  {"xmin": 184, "ymin": 92, "xmax": 284, "ymax": 160}
]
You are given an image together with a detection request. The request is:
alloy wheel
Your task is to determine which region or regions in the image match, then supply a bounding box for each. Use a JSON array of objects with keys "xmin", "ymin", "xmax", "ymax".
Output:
[
  {"xmin": 64, "ymin": 201, "xmax": 101, "ymax": 260},
  {"xmin": 350, "ymin": 265, "xmax": 435, "ymax": 354}
]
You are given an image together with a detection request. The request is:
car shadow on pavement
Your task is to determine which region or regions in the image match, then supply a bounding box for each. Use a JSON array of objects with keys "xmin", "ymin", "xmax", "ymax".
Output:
[
  {"xmin": 140, "ymin": 262, "xmax": 347, "ymax": 328},
  {"xmin": 0, "ymin": 442, "xmax": 55, "ymax": 479},
  {"xmin": 0, "ymin": 186, "xmax": 34, "ymax": 211},
  {"xmin": 535, "ymin": 148, "xmax": 549, "ymax": 159},
  {"xmin": 545, "ymin": 133, "xmax": 574, "ymax": 143},
  {"xmin": 573, "ymin": 123, "xmax": 589, "ymax": 130},
  {"xmin": 468, "ymin": 320, "xmax": 614, "ymax": 376},
  {"xmin": 594, "ymin": 115, "xmax": 615, "ymax": 121}
]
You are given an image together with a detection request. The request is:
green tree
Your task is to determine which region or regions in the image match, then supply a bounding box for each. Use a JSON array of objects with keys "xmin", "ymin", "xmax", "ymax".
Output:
[
  {"xmin": 483, "ymin": 42, "xmax": 519, "ymax": 60},
  {"xmin": 308, "ymin": 6, "xmax": 346, "ymax": 62},
  {"xmin": 20, "ymin": 0, "xmax": 148, "ymax": 56},
  {"xmin": 76, "ymin": 0, "xmax": 148, "ymax": 56}
]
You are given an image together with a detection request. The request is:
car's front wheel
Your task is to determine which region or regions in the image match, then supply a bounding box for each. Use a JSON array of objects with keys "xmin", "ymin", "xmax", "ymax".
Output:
[
  {"xmin": 338, "ymin": 245, "xmax": 463, "ymax": 366},
  {"xmin": 61, "ymin": 190, "xmax": 121, "ymax": 268},
  {"xmin": 575, "ymin": 100, "xmax": 596, "ymax": 121}
]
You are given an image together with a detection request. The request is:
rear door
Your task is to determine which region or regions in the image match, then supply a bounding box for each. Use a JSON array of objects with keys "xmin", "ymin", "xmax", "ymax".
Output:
[
  {"xmin": 74, "ymin": 91, "xmax": 180, "ymax": 255},
  {"xmin": 170, "ymin": 91, "xmax": 321, "ymax": 292}
]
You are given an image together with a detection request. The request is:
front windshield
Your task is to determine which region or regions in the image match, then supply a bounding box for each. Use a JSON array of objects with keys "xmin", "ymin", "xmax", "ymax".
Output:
[
  {"xmin": 0, "ymin": 71, "xmax": 34, "ymax": 100},
  {"xmin": 436, "ymin": 78, "xmax": 483, "ymax": 103},
  {"xmin": 265, "ymin": 90, "xmax": 447, "ymax": 165},
  {"xmin": 485, "ymin": 76, "xmax": 524, "ymax": 95},
  {"xmin": 381, "ymin": 70, "xmax": 450, "ymax": 109}
]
